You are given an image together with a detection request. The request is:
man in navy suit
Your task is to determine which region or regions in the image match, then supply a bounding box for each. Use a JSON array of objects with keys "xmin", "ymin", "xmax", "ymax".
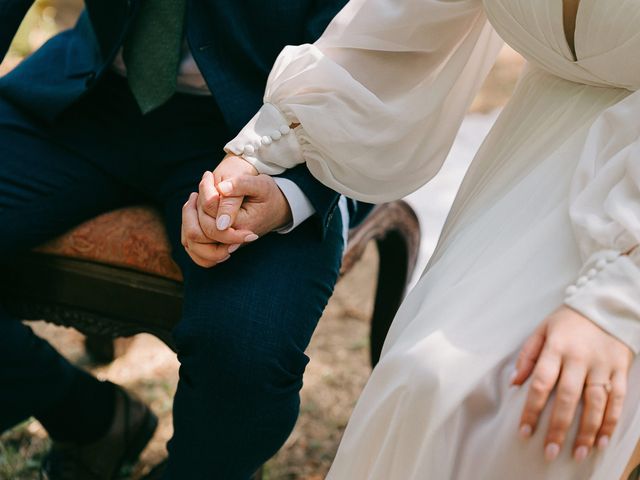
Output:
[{"xmin": 0, "ymin": 1, "xmax": 370, "ymax": 478}]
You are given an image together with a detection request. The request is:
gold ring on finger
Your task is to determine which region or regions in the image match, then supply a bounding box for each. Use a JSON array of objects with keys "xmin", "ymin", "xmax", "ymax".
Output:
[{"xmin": 586, "ymin": 382, "xmax": 613, "ymax": 394}]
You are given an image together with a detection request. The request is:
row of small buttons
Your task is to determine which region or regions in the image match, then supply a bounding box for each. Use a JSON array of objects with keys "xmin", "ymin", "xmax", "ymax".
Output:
[
  {"xmin": 242, "ymin": 125, "xmax": 292, "ymax": 156},
  {"xmin": 565, "ymin": 251, "xmax": 620, "ymax": 297}
]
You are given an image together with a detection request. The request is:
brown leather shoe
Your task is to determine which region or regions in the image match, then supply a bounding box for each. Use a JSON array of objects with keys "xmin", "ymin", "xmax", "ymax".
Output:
[{"xmin": 40, "ymin": 386, "xmax": 157, "ymax": 480}]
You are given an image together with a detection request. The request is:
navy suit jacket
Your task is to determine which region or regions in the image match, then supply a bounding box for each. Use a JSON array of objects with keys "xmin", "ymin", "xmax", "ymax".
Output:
[{"xmin": 0, "ymin": 0, "xmax": 373, "ymax": 234}]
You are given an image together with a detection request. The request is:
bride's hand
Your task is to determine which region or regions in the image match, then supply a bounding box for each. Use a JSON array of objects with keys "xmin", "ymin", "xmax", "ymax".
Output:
[
  {"xmin": 198, "ymin": 154, "xmax": 258, "ymax": 235},
  {"xmin": 511, "ymin": 306, "xmax": 633, "ymax": 463}
]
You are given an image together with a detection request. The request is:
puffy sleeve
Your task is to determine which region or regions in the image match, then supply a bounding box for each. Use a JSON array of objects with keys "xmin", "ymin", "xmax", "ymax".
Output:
[
  {"xmin": 564, "ymin": 89, "xmax": 640, "ymax": 354},
  {"xmin": 225, "ymin": 0, "xmax": 503, "ymax": 203}
]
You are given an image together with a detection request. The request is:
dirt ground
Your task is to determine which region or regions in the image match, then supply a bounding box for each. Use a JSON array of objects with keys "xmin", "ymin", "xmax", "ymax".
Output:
[{"xmin": 0, "ymin": 2, "xmax": 525, "ymax": 479}]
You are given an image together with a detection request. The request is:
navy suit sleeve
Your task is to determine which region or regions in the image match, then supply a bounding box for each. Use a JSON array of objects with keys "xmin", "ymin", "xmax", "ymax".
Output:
[
  {"xmin": 0, "ymin": 1, "xmax": 35, "ymax": 63},
  {"xmin": 275, "ymin": 164, "xmax": 340, "ymax": 239},
  {"xmin": 304, "ymin": 0, "xmax": 348, "ymax": 42}
]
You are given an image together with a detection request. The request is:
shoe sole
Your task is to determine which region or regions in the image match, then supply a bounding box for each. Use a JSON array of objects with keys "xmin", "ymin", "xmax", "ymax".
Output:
[{"xmin": 117, "ymin": 407, "xmax": 159, "ymax": 477}]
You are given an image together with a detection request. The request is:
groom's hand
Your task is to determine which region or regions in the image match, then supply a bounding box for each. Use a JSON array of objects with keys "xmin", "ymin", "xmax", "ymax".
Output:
[
  {"xmin": 218, "ymin": 174, "xmax": 293, "ymax": 237},
  {"xmin": 182, "ymin": 173, "xmax": 291, "ymax": 268},
  {"xmin": 185, "ymin": 172, "xmax": 293, "ymax": 268}
]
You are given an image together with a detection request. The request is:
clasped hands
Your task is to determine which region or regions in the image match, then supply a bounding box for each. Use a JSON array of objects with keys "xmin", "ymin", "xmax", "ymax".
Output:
[{"xmin": 181, "ymin": 154, "xmax": 292, "ymax": 268}]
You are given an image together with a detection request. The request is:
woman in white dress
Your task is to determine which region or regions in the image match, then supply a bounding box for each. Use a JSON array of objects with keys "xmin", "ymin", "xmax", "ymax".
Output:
[{"xmin": 221, "ymin": 0, "xmax": 640, "ymax": 478}]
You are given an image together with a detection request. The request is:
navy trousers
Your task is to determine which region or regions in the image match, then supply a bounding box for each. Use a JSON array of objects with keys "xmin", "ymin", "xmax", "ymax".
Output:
[{"xmin": 0, "ymin": 72, "xmax": 344, "ymax": 479}]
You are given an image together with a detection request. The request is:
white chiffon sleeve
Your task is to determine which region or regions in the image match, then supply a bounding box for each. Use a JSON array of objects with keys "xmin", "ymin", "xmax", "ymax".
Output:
[
  {"xmin": 564, "ymin": 89, "xmax": 640, "ymax": 354},
  {"xmin": 225, "ymin": 0, "xmax": 503, "ymax": 203}
]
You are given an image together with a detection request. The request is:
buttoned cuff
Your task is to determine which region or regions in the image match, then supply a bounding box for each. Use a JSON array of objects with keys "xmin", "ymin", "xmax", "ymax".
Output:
[
  {"xmin": 273, "ymin": 178, "xmax": 316, "ymax": 234},
  {"xmin": 564, "ymin": 249, "xmax": 640, "ymax": 354},
  {"xmin": 224, "ymin": 103, "xmax": 305, "ymax": 175}
]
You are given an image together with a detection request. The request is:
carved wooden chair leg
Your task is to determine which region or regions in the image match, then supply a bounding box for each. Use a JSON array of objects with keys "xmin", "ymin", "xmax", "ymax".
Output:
[
  {"xmin": 84, "ymin": 334, "xmax": 116, "ymax": 364},
  {"xmin": 84, "ymin": 335, "xmax": 136, "ymax": 365},
  {"xmin": 370, "ymin": 230, "xmax": 413, "ymax": 367}
]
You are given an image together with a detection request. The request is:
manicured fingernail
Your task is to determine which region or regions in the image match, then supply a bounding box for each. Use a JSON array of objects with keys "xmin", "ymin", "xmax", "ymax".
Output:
[
  {"xmin": 218, "ymin": 181, "xmax": 233, "ymax": 195},
  {"xmin": 574, "ymin": 446, "xmax": 588, "ymax": 463},
  {"xmin": 228, "ymin": 244, "xmax": 241, "ymax": 254},
  {"xmin": 244, "ymin": 234, "xmax": 259, "ymax": 242},
  {"xmin": 217, "ymin": 215, "xmax": 231, "ymax": 230},
  {"xmin": 519, "ymin": 424, "xmax": 532, "ymax": 440},
  {"xmin": 545, "ymin": 443, "xmax": 560, "ymax": 462},
  {"xmin": 597, "ymin": 436, "xmax": 609, "ymax": 450},
  {"xmin": 217, "ymin": 255, "xmax": 231, "ymax": 264}
]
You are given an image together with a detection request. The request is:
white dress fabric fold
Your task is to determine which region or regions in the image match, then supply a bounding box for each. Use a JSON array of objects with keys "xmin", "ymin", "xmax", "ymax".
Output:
[{"xmin": 230, "ymin": 0, "xmax": 640, "ymax": 477}]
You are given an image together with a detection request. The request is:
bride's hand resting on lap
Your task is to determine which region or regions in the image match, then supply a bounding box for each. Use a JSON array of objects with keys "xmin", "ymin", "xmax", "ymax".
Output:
[{"xmin": 512, "ymin": 306, "xmax": 633, "ymax": 463}]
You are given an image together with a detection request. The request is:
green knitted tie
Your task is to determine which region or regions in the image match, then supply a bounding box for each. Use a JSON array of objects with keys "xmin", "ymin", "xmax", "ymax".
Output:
[{"xmin": 123, "ymin": 0, "xmax": 187, "ymax": 114}]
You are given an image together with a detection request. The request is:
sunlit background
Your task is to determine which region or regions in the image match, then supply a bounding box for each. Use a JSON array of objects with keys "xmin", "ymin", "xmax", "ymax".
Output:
[{"xmin": 0, "ymin": 3, "xmax": 524, "ymax": 479}]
